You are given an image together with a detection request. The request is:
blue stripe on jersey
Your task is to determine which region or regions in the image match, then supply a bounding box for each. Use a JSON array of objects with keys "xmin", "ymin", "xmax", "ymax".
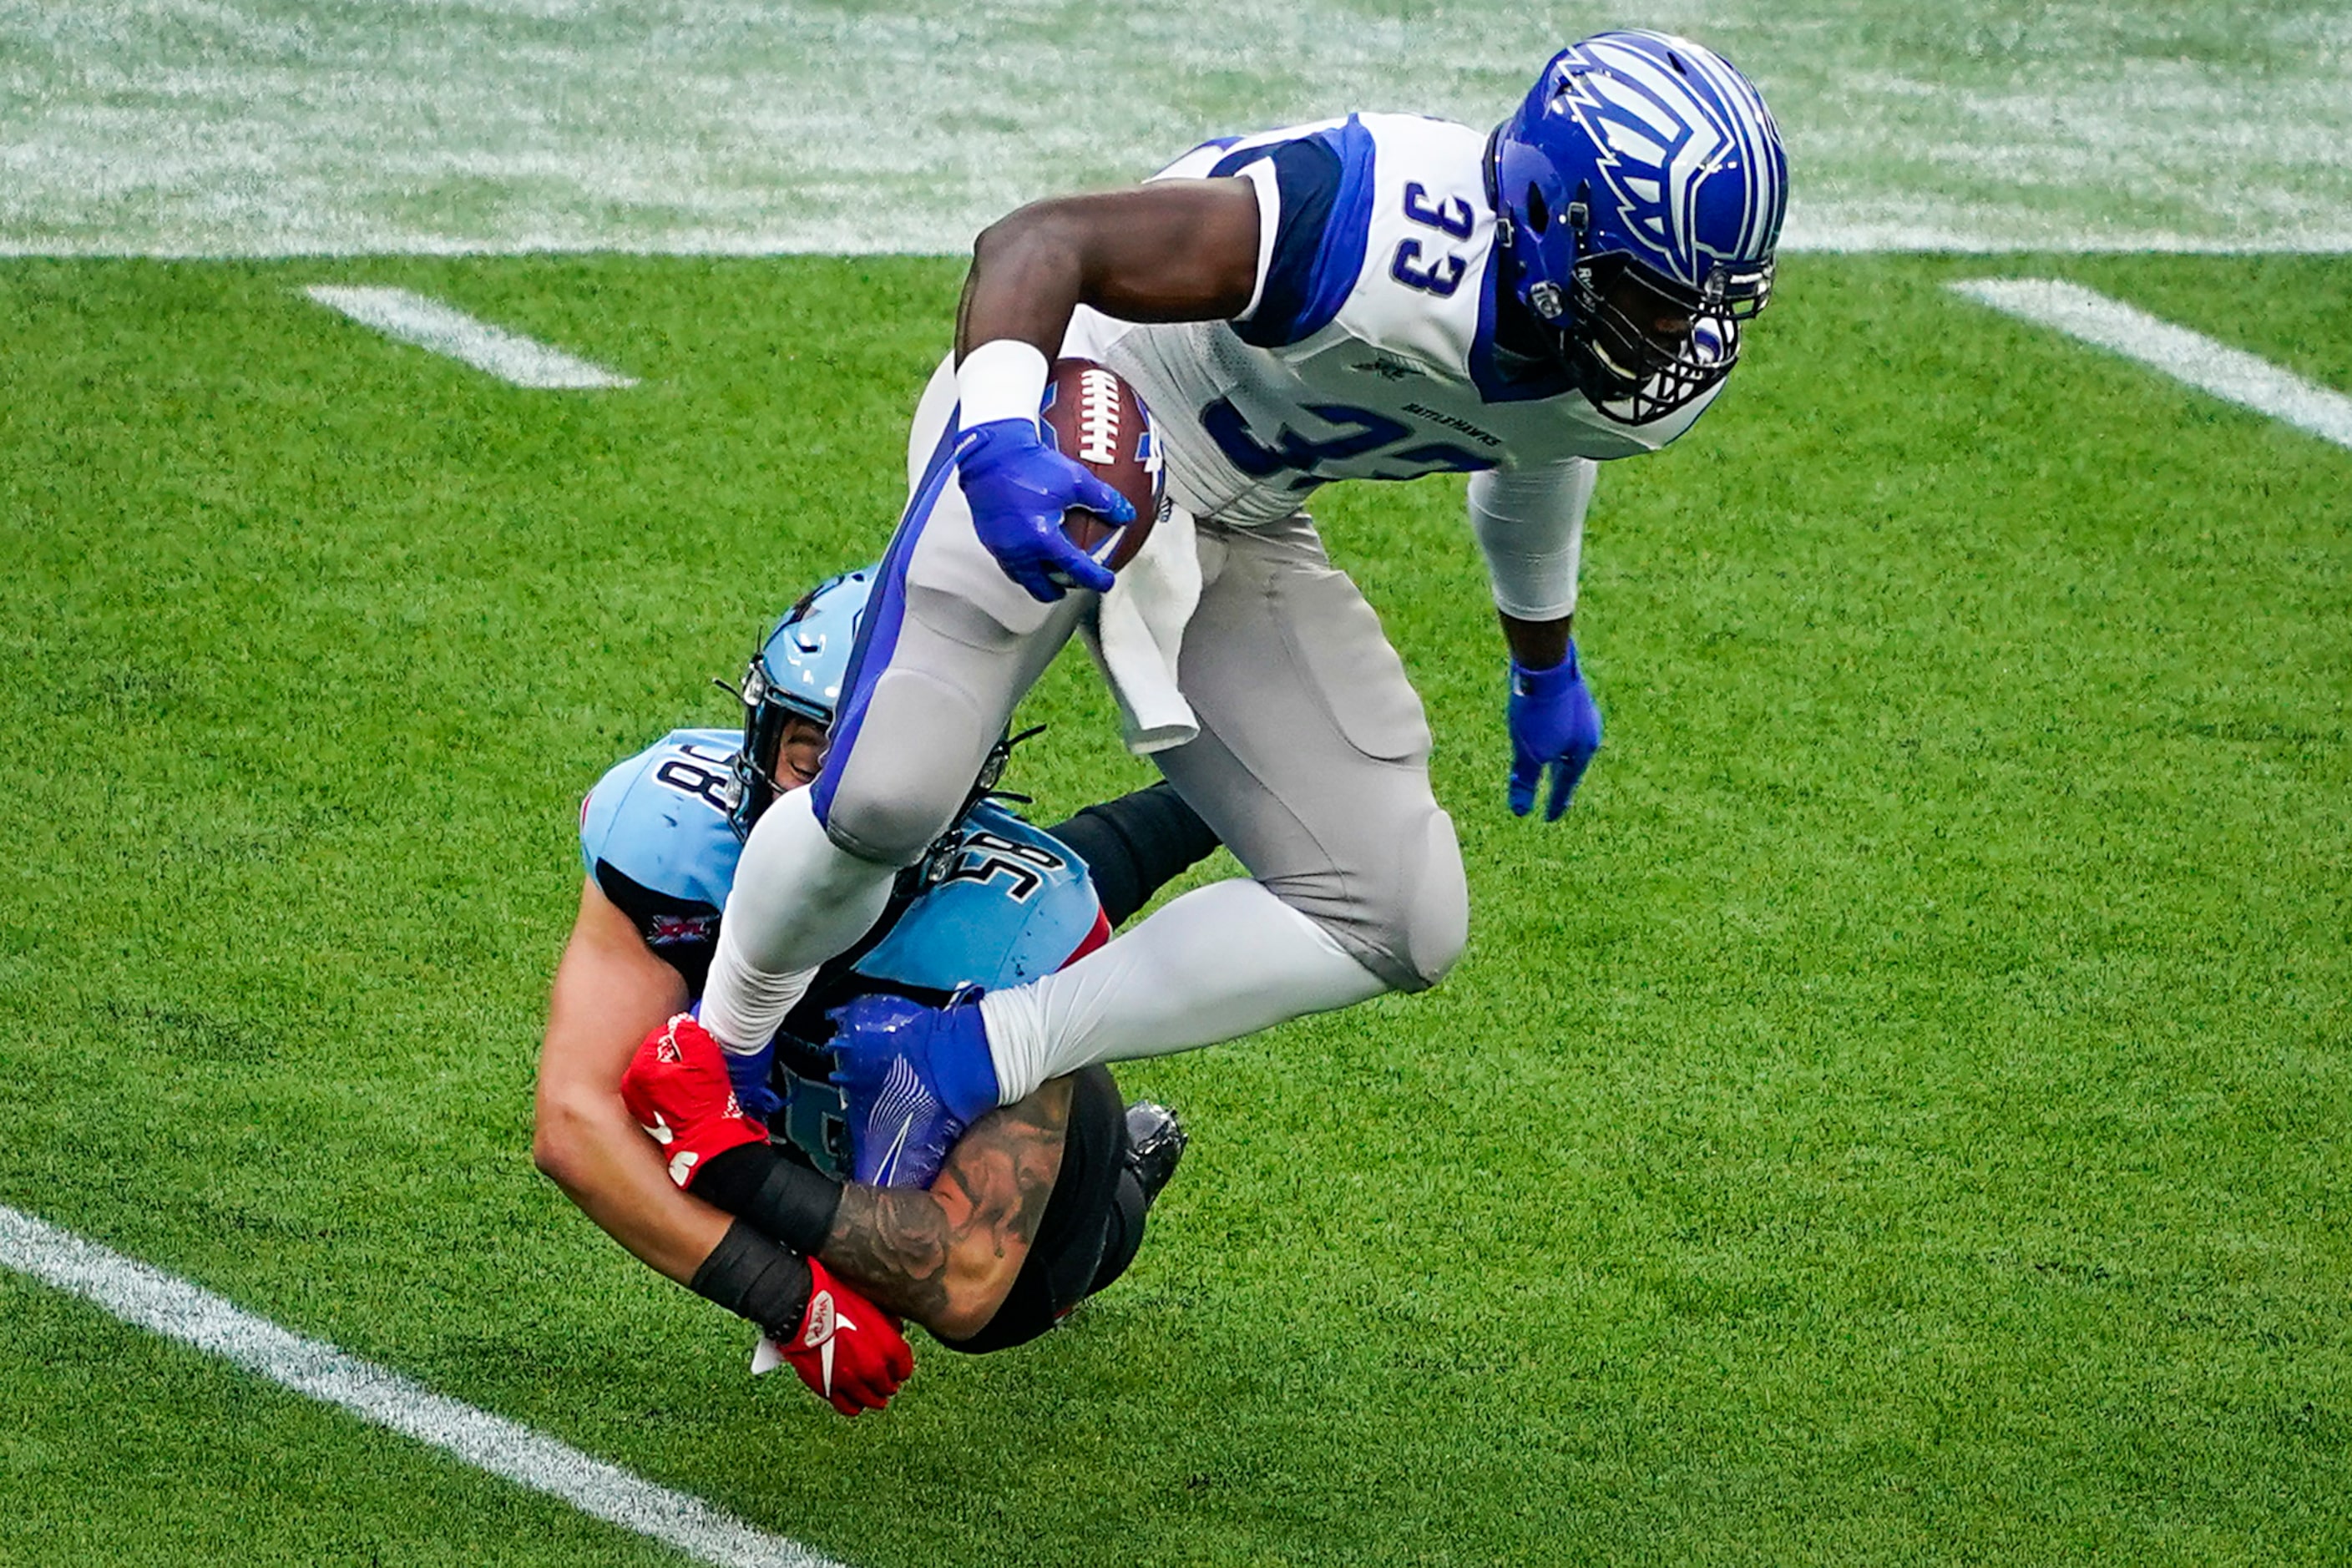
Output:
[
  {"xmin": 1221, "ymin": 115, "xmax": 1378, "ymax": 349},
  {"xmin": 810, "ymin": 407, "xmax": 964, "ymax": 826},
  {"xmin": 1205, "ymin": 139, "xmax": 1266, "ymax": 178}
]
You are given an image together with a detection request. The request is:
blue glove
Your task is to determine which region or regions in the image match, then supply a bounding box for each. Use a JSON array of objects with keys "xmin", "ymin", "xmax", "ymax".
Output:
[
  {"xmin": 1506, "ymin": 643, "xmax": 1601, "ymax": 821},
  {"xmin": 720, "ymin": 1038, "xmax": 781, "ymax": 1123},
  {"xmin": 955, "ymin": 417, "xmax": 1132, "ymax": 602}
]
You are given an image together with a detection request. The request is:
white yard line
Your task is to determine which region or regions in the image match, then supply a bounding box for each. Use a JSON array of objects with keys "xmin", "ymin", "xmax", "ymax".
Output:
[
  {"xmin": 305, "ymin": 286, "xmax": 637, "ymax": 389},
  {"xmin": 0, "ymin": 1203, "xmax": 842, "ymax": 1568},
  {"xmin": 1951, "ymin": 278, "xmax": 2352, "ymax": 453}
]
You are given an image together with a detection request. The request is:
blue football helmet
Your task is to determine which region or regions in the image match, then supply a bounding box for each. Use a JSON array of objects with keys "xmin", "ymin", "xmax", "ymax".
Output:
[
  {"xmin": 730, "ymin": 565, "xmax": 874, "ymax": 834},
  {"xmin": 1490, "ymin": 30, "xmax": 1788, "ymax": 423}
]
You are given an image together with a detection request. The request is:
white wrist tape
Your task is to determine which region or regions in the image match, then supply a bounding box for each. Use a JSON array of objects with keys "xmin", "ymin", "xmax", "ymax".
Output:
[{"xmin": 956, "ymin": 339, "xmax": 1050, "ymax": 429}]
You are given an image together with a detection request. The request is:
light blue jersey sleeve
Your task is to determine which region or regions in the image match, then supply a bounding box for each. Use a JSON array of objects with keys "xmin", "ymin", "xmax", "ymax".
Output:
[{"xmin": 578, "ymin": 729, "xmax": 746, "ymax": 976}]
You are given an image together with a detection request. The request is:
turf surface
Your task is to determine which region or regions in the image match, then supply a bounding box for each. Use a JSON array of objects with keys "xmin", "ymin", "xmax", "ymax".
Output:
[
  {"xmin": 11, "ymin": 0, "xmax": 2352, "ymax": 254},
  {"xmin": 2, "ymin": 254, "xmax": 2346, "ymax": 1565}
]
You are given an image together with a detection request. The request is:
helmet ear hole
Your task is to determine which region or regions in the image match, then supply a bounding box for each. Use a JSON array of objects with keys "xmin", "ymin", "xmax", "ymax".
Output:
[{"xmin": 1525, "ymin": 185, "xmax": 1549, "ymax": 234}]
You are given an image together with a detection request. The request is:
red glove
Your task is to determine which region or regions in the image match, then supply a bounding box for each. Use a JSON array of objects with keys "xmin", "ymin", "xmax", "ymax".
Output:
[
  {"xmin": 777, "ymin": 1258, "xmax": 915, "ymax": 1417},
  {"xmin": 620, "ymin": 1014, "xmax": 769, "ymax": 1190}
]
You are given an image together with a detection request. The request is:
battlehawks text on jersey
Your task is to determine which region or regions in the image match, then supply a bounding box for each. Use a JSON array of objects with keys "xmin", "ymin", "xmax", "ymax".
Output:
[
  {"xmin": 579, "ymin": 729, "xmax": 1105, "ymax": 999},
  {"xmin": 1060, "ymin": 112, "xmax": 1721, "ymax": 530}
]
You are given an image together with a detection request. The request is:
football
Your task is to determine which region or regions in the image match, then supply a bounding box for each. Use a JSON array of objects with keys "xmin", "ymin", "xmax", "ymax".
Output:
[{"xmin": 1039, "ymin": 357, "xmax": 1162, "ymax": 573}]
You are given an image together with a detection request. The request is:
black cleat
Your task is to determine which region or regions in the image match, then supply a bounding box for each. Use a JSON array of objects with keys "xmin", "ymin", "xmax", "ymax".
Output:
[{"xmin": 1122, "ymin": 1100, "xmax": 1187, "ymax": 1208}]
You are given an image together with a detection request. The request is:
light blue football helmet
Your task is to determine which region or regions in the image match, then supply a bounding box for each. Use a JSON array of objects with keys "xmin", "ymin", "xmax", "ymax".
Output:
[
  {"xmin": 730, "ymin": 565, "xmax": 874, "ymax": 834},
  {"xmin": 1490, "ymin": 30, "xmax": 1788, "ymax": 422}
]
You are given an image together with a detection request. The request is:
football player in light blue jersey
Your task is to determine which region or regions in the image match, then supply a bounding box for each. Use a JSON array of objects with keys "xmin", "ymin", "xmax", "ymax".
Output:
[
  {"xmin": 534, "ymin": 567, "xmax": 1218, "ymax": 1414},
  {"xmin": 700, "ymin": 33, "xmax": 1788, "ymax": 1192}
]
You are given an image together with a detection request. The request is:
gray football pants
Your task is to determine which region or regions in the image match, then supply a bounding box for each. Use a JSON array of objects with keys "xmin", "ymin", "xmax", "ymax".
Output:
[{"xmin": 817, "ymin": 426, "xmax": 1468, "ymax": 994}]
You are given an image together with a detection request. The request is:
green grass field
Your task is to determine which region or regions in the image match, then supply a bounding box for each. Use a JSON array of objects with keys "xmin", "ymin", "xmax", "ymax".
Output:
[{"xmin": 2, "ymin": 250, "xmax": 2346, "ymax": 1565}]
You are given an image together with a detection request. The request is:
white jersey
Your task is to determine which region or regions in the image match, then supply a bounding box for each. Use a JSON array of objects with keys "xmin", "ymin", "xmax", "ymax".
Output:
[{"xmin": 1062, "ymin": 112, "xmax": 1718, "ymax": 534}]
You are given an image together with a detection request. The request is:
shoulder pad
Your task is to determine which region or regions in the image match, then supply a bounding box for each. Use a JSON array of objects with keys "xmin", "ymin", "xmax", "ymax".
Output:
[
  {"xmin": 853, "ymin": 802, "xmax": 1105, "ymax": 994},
  {"xmin": 579, "ymin": 728, "xmax": 746, "ymax": 914}
]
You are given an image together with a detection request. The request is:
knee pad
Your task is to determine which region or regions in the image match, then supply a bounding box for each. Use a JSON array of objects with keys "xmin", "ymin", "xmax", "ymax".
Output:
[
  {"xmin": 817, "ymin": 667, "xmax": 998, "ymax": 866},
  {"xmin": 1393, "ymin": 807, "xmax": 1469, "ymax": 991},
  {"xmin": 1277, "ymin": 805, "xmax": 1467, "ymax": 994}
]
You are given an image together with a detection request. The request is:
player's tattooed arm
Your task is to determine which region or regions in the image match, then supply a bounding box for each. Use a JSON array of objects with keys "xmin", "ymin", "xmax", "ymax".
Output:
[
  {"xmin": 818, "ymin": 1079, "xmax": 1073, "ymax": 1336},
  {"xmin": 820, "ymin": 1186, "xmax": 952, "ymax": 1322}
]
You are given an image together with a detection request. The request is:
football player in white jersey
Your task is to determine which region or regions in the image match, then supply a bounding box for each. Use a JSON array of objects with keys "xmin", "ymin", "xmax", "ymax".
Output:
[{"xmin": 700, "ymin": 31, "xmax": 1789, "ymax": 1191}]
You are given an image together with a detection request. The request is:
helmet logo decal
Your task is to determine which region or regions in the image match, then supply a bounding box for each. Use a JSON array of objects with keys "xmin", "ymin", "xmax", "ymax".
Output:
[
  {"xmin": 1561, "ymin": 46, "xmax": 1731, "ymax": 281},
  {"xmin": 1537, "ymin": 32, "xmax": 1784, "ymax": 292}
]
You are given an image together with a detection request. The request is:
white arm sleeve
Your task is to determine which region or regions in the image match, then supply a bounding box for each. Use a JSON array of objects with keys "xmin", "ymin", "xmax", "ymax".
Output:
[{"xmin": 1467, "ymin": 459, "xmax": 1596, "ymax": 621}]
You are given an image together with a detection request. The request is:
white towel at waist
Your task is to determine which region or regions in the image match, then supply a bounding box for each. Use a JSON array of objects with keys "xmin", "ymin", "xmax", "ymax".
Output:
[{"xmin": 1080, "ymin": 502, "xmax": 1201, "ymax": 755}]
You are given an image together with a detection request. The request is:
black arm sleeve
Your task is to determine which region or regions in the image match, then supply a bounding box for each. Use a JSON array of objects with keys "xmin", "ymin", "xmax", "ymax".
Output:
[
  {"xmin": 694, "ymin": 1143, "xmax": 846, "ymax": 1257},
  {"xmin": 1048, "ymin": 781, "xmax": 1222, "ymax": 928},
  {"xmin": 689, "ymin": 1219, "xmax": 813, "ymax": 1342}
]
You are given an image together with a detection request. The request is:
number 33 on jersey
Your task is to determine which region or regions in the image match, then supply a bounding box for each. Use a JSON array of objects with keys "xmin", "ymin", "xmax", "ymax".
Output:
[{"xmin": 1060, "ymin": 112, "xmax": 1724, "ymax": 533}]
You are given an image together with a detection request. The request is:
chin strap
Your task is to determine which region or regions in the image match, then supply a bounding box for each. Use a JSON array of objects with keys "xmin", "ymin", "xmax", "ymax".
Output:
[{"xmin": 1481, "ymin": 126, "xmax": 1508, "ymax": 245}]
